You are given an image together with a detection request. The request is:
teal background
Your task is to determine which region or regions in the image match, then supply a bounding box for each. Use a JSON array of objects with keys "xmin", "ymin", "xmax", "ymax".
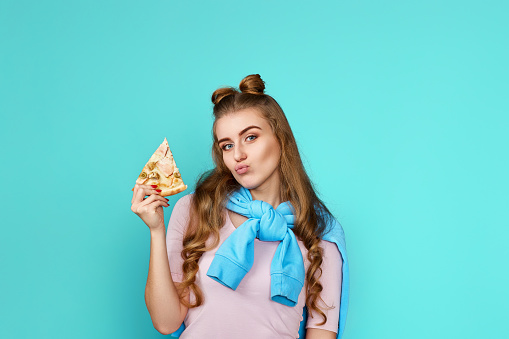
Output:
[{"xmin": 1, "ymin": 0, "xmax": 508, "ymax": 338}]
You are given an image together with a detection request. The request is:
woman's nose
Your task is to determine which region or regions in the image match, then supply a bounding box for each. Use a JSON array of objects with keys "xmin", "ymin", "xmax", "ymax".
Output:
[{"xmin": 233, "ymin": 144, "xmax": 247, "ymax": 161}]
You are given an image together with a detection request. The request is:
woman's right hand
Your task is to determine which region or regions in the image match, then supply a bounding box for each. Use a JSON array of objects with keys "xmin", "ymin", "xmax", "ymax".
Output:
[{"xmin": 131, "ymin": 184, "xmax": 170, "ymax": 231}]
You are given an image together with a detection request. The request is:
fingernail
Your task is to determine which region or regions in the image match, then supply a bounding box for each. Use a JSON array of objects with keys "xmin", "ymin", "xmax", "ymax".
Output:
[
  {"xmin": 151, "ymin": 185, "xmax": 158, "ymax": 188},
  {"xmin": 156, "ymin": 189, "xmax": 162, "ymax": 192}
]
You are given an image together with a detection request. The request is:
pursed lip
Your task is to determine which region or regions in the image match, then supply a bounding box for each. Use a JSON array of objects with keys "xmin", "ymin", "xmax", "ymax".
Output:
[{"xmin": 235, "ymin": 164, "xmax": 249, "ymax": 172}]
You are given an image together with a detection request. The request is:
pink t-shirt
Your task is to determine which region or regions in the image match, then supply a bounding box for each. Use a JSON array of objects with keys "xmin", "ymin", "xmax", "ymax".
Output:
[{"xmin": 166, "ymin": 194, "xmax": 342, "ymax": 338}]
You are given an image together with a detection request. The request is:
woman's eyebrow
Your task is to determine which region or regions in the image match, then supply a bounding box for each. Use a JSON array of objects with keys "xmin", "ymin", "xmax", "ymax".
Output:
[{"xmin": 217, "ymin": 125, "xmax": 261, "ymax": 144}]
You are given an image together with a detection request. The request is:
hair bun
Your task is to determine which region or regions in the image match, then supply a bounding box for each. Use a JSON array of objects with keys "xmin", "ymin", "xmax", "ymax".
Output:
[
  {"xmin": 211, "ymin": 87, "xmax": 238, "ymax": 105},
  {"xmin": 239, "ymin": 74, "xmax": 265, "ymax": 95}
]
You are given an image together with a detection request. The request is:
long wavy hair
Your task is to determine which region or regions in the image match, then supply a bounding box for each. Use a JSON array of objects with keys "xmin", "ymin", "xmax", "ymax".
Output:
[{"xmin": 178, "ymin": 74, "xmax": 335, "ymax": 325}]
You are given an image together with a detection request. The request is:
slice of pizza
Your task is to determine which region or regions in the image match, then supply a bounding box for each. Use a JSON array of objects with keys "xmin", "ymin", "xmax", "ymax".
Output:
[{"xmin": 134, "ymin": 137, "xmax": 187, "ymax": 196}]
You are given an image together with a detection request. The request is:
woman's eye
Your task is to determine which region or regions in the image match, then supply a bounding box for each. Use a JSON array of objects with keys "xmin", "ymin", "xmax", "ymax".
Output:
[
  {"xmin": 246, "ymin": 135, "xmax": 257, "ymax": 141},
  {"xmin": 222, "ymin": 144, "xmax": 233, "ymax": 151}
]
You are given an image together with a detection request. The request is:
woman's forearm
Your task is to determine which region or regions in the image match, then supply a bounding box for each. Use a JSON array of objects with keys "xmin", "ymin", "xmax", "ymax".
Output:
[{"xmin": 145, "ymin": 227, "xmax": 186, "ymax": 334}]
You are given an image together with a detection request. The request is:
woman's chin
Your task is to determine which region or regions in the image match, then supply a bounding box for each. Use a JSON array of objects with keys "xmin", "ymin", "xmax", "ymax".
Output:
[
  {"xmin": 235, "ymin": 178, "xmax": 259, "ymax": 190},
  {"xmin": 239, "ymin": 183, "xmax": 258, "ymax": 190}
]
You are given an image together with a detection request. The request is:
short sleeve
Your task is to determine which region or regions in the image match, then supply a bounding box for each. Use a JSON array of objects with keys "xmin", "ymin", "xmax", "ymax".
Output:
[
  {"xmin": 166, "ymin": 194, "xmax": 193, "ymax": 283},
  {"xmin": 306, "ymin": 240, "xmax": 343, "ymax": 333}
]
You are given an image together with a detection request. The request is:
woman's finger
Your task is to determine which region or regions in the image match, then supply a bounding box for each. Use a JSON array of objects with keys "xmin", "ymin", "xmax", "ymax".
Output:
[
  {"xmin": 135, "ymin": 194, "xmax": 170, "ymax": 213},
  {"xmin": 132, "ymin": 184, "xmax": 165, "ymax": 207},
  {"xmin": 131, "ymin": 183, "xmax": 140, "ymax": 205},
  {"xmin": 138, "ymin": 190, "xmax": 168, "ymax": 203},
  {"xmin": 133, "ymin": 185, "xmax": 149, "ymax": 205},
  {"xmin": 133, "ymin": 184, "xmax": 159, "ymax": 202}
]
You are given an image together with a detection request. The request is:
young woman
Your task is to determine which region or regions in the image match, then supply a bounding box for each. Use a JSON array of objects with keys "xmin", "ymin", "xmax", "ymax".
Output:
[{"xmin": 131, "ymin": 74, "xmax": 349, "ymax": 338}]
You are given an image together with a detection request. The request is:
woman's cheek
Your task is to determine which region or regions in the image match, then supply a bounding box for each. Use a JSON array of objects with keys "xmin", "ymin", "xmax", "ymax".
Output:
[{"xmin": 224, "ymin": 154, "xmax": 235, "ymax": 173}]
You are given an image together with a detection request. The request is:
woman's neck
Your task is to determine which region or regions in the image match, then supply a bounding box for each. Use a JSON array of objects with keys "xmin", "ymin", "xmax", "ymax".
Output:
[{"xmin": 249, "ymin": 186, "xmax": 282, "ymax": 209}]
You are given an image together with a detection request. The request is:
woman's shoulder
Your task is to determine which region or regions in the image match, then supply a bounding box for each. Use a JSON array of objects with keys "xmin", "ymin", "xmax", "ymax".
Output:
[
  {"xmin": 319, "ymin": 239, "xmax": 343, "ymax": 261},
  {"xmin": 167, "ymin": 193, "xmax": 195, "ymax": 233},
  {"xmin": 173, "ymin": 192, "xmax": 195, "ymax": 211}
]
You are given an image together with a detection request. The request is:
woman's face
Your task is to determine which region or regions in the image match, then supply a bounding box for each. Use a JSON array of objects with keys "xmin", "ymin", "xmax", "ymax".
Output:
[{"xmin": 215, "ymin": 108, "xmax": 281, "ymax": 192}]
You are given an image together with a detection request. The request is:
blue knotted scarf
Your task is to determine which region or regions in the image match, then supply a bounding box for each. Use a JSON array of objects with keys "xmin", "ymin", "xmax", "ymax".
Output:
[{"xmin": 206, "ymin": 187, "xmax": 304, "ymax": 306}]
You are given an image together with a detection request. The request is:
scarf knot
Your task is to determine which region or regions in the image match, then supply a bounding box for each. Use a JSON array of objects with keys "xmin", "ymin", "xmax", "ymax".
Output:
[{"xmin": 248, "ymin": 200, "xmax": 288, "ymax": 241}]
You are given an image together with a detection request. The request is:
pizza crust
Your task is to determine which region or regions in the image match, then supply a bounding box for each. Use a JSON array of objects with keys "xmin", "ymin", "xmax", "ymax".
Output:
[{"xmin": 159, "ymin": 185, "xmax": 188, "ymax": 197}]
